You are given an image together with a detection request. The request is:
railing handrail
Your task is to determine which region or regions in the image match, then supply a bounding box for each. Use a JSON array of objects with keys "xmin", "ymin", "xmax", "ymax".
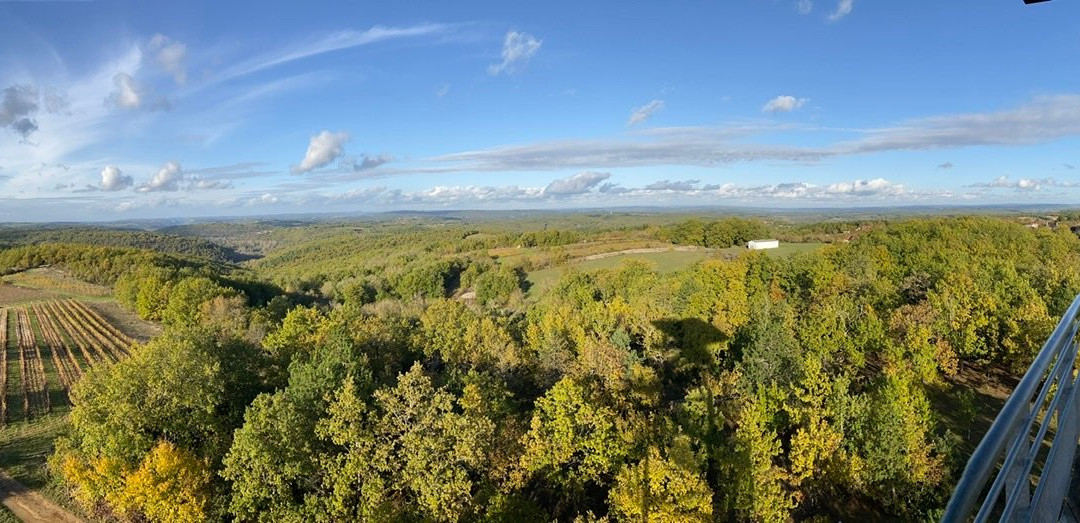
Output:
[{"xmin": 942, "ymin": 293, "xmax": 1080, "ymax": 522}]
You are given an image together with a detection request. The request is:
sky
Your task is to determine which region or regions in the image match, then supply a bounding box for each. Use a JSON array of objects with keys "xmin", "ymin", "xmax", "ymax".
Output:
[{"xmin": 1, "ymin": 0, "xmax": 1079, "ymax": 221}]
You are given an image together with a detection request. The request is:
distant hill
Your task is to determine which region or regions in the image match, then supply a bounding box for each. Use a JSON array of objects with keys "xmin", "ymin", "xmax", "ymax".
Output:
[{"xmin": 0, "ymin": 226, "xmax": 243, "ymax": 264}]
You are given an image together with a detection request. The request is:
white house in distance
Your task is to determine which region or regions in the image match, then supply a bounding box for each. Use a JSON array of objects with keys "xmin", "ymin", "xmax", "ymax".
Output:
[{"xmin": 747, "ymin": 239, "xmax": 780, "ymax": 250}]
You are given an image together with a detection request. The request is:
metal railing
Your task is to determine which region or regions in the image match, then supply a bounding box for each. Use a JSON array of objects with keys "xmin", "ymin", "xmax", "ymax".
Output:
[{"xmin": 943, "ymin": 294, "xmax": 1080, "ymax": 522}]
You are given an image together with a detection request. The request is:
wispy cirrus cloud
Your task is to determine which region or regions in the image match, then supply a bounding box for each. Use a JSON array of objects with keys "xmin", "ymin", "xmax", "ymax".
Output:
[
  {"xmin": 424, "ymin": 94, "xmax": 1080, "ymax": 173},
  {"xmin": 627, "ymin": 100, "xmax": 665, "ymax": 126},
  {"xmin": 218, "ymin": 24, "xmax": 455, "ymax": 84},
  {"xmin": 835, "ymin": 95, "xmax": 1080, "ymax": 153},
  {"xmin": 828, "ymin": 0, "xmax": 855, "ymax": 21},
  {"xmin": 488, "ymin": 31, "xmax": 542, "ymax": 76}
]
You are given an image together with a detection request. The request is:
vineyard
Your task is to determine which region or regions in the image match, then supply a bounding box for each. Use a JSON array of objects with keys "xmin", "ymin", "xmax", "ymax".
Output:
[{"xmin": 1, "ymin": 300, "xmax": 133, "ymax": 425}]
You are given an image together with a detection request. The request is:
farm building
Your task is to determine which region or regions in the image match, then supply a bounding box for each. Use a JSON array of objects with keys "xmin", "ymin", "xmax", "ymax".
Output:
[{"xmin": 747, "ymin": 239, "xmax": 780, "ymax": 250}]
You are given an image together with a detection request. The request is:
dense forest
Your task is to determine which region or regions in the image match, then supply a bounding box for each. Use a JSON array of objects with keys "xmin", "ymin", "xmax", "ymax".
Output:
[
  {"xmin": 3, "ymin": 213, "xmax": 1079, "ymax": 522},
  {"xmin": 0, "ymin": 226, "xmax": 244, "ymax": 264}
]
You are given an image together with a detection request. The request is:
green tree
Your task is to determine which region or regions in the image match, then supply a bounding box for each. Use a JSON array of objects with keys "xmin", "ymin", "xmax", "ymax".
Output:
[
  {"xmin": 608, "ymin": 445, "xmax": 713, "ymax": 523},
  {"xmin": 518, "ymin": 378, "xmax": 629, "ymax": 493}
]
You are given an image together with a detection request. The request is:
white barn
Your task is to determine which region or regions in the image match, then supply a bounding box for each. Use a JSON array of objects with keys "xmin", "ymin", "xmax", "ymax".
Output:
[{"xmin": 747, "ymin": 239, "xmax": 779, "ymax": 250}]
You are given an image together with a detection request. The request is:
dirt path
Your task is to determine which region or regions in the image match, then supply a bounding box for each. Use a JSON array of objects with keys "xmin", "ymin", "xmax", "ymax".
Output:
[{"xmin": 0, "ymin": 472, "xmax": 82, "ymax": 523}]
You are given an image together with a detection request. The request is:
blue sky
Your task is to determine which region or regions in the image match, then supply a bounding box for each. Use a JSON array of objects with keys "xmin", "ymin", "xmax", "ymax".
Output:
[{"xmin": 1, "ymin": 0, "xmax": 1079, "ymax": 221}]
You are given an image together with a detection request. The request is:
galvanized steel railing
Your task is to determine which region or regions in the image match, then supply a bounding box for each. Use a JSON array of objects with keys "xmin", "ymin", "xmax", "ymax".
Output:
[{"xmin": 943, "ymin": 294, "xmax": 1080, "ymax": 522}]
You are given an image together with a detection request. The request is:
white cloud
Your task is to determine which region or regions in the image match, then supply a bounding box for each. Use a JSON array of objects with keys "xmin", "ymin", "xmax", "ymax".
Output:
[
  {"xmin": 644, "ymin": 179, "xmax": 700, "ymax": 191},
  {"xmin": 967, "ymin": 176, "xmax": 1080, "ymax": 191},
  {"xmin": 797, "ymin": 0, "xmax": 813, "ymax": 14},
  {"xmin": 488, "ymin": 31, "xmax": 542, "ymax": 76},
  {"xmin": 824, "ymin": 178, "xmax": 904, "ymax": 196},
  {"xmin": 99, "ymin": 165, "xmax": 133, "ymax": 191},
  {"xmin": 435, "ymin": 83, "xmax": 450, "ymax": 98},
  {"xmin": 137, "ymin": 161, "xmax": 184, "ymax": 192},
  {"xmin": 320, "ymin": 176, "xmax": 921, "ymax": 208},
  {"xmin": 246, "ymin": 193, "xmax": 279, "ymax": 206},
  {"xmin": 190, "ymin": 178, "xmax": 233, "ymax": 190},
  {"xmin": 427, "ymin": 95, "xmax": 1080, "ymax": 173},
  {"xmin": 148, "ymin": 34, "xmax": 187, "ymax": 84},
  {"xmin": 409, "ymin": 185, "xmax": 545, "ymax": 203},
  {"xmin": 220, "ymin": 24, "xmax": 454, "ymax": 83},
  {"xmin": 627, "ymin": 100, "xmax": 665, "ymax": 126},
  {"xmin": 544, "ymin": 171, "xmax": 610, "ymax": 195},
  {"xmin": 828, "ymin": 0, "xmax": 854, "ymax": 21},
  {"xmin": 106, "ymin": 73, "xmax": 142, "ymax": 109},
  {"xmin": 293, "ymin": 130, "xmax": 350, "ymax": 173},
  {"xmin": 762, "ymin": 95, "xmax": 809, "ymax": 113},
  {"xmin": 837, "ymin": 95, "xmax": 1080, "ymax": 153}
]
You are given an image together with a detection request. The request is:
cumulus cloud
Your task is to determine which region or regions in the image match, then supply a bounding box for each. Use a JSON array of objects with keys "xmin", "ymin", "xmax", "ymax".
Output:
[
  {"xmin": 353, "ymin": 154, "xmax": 393, "ymax": 171},
  {"xmin": 488, "ymin": 31, "xmax": 542, "ymax": 76},
  {"xmin": 148, "ymin": 34, "xmax": 188, "ymax": 84},
  {"xmin": 797, "ymin": 0, "xmax": 813, "ymax": 14},
  {"xmin": 544, "ymin": 171, "xmax": 611, "ymax": 195},
  {"xmin": 407, "ymin": 185, "xmax": 545, "ymax": 203},
  {"xmin": 107, "ymin": 73, "xmax": 142, "ymax": 109},
  {"xmin": 99, "ymin": 165, "xmax": 133, "ymax": 191},
  {"xmin": 938, "ymin": 162, "xmax": 954, "ymax": 170},
  {"xmin": 293, "ymin": 130, "xmax": 350, "ymax": 173},
  {"xmin": 105, "ymin": 73, "xmax": 170, "ymax": 111},
  {"xmin": 825, "ymin": 178, "xmax": 904, "ymax": 196},
  {"xmin": 134, "ymin": 161, "xmax": 233, "ymax": 192},
  {"xmin": 966, "ymin": 176, "xmax": 1080, "ymax": 191},
  {"xmin": 644, "ymin": 179, "xmax": 700, "ymax": 191},
  {"xmin": 627, "ymin": 100, "xmax": 665, "ymax": 126},
  {"xmin": 828, "ymin": 0, "xmax": 854, "ymax": 21},
  {"xmin": 762, "ymin": 95, "xmax": 809, "ymax": 113},
  {"xmin": 1, "ymin": 84, "xmax": 39, "ymax": 139},
  {"xmin": 598, "ymin": 182, "xmax": 628, "ymax": 194},
  {"xmin": 138, "ymin": 161, "xmax": 184, "ymax": 192}
]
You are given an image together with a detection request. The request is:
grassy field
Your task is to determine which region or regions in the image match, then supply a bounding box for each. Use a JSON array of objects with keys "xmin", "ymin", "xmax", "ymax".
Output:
[
  {"xmin": 714, "ymin": 241, "xmax": 827, "ymax": 259},
  {"xmin": 526, "ymin": 242, "xmax": 826, "ymax": 297},
  {"xmin": 0, "ymin": 268, "xmax": 111, "ymax": 307}
]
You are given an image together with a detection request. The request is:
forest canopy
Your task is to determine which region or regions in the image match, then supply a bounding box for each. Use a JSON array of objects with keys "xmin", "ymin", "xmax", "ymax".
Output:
[{"xmin": 21, "ymin": 213, "xmax": 1080, "ymax": 521}]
